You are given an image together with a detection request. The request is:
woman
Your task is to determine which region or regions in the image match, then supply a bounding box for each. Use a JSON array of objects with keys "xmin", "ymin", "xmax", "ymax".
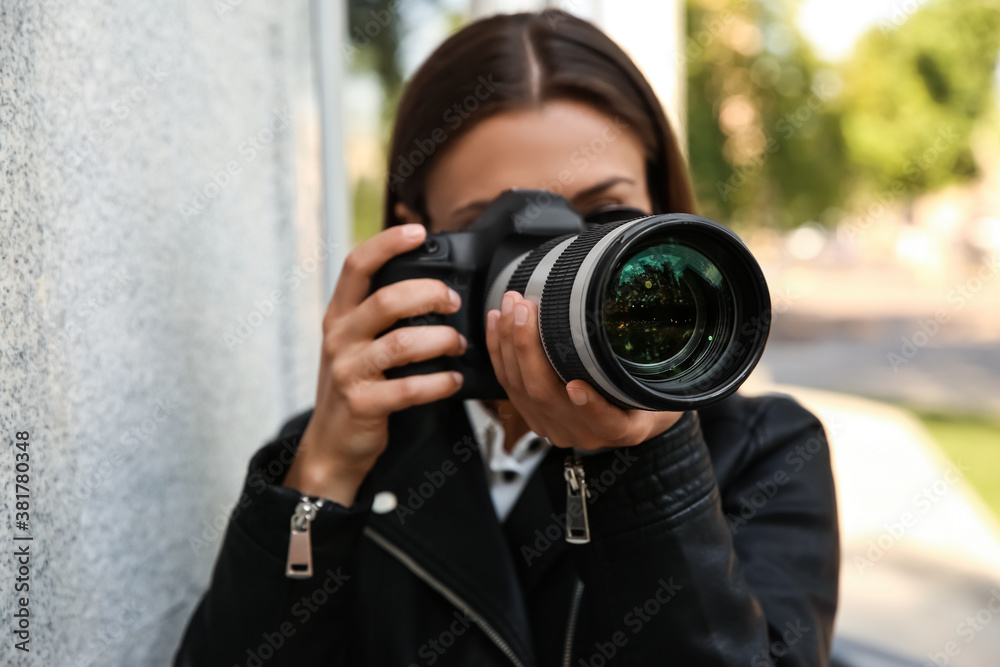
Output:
[{"xmin": 175, "ymin": 9, "xmax": 839, "ymax": 666}]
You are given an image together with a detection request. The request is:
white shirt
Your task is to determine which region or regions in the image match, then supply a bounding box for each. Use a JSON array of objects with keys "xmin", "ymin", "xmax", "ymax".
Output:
[{"xmin": 463, "ymin": 399, "xmax": 551, "ymax": 522}]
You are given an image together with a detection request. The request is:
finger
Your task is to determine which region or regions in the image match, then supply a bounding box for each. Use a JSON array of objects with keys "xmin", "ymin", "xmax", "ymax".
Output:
[
  {"xmin": 349, "ymin": 279, "xmax": 461, "ymax": 341},
  {"xmin": 365, "ymin": 326, "xmax": 467, "ymax": 377},
  {"xmin": 327, "ymin": 224, "xmax": 427, "ymax": 320},
  {"xmin": 565, "ymin": 379, "xmax": 631, "ymax": 442},
  {"xmin": 349, "ymin": 370, "xmax": 464, "ymax": 418},
  {"xmin": 484, "ymin": 309, "xmax": 508, "ymax": 387},
  {"xmin": 509, "ymin": 295, "xmax": 563, "ymax": 400},
  {"xmin": 497, "ymin": 292, "xmax": 525, "ymax": 392}
]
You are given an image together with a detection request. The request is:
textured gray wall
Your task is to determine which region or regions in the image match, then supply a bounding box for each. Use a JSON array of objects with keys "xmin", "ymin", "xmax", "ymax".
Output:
[{"xmin": 1, "ymin": 1, "xmax": 328, "ymax": 664}]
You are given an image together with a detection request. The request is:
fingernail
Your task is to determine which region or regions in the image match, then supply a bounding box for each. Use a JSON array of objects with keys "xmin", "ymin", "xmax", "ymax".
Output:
[
  {"xmin": 514, "ymin": 303, "xmax": 528, "ymax": 326},
  {"xmin": 487, "ymin": 310, "xmax": 498, "ymax": 331},
  {"xmin": 448, "ymin": 289, "xmax": 461, "ymax": 308},
  {"xmin": 567, "ymin": 386, "xmax": 588, "ymax": 406},
  {"xmin": 458, "ymin": 334, "xmax": 468, "ymax": 353},
  {"xmin": 403, "ymin": 223, "xmax": 425, "ymax": 239},
  {"xmin": 501, "ymin": 294, "xmax": 513, "ymax": 315},
  {"xmin": 451, "ymin": 371, "xmax": 464, "ymax": 385}
]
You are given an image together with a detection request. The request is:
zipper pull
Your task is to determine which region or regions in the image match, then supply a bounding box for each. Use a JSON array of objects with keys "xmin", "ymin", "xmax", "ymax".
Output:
[
  {"xmin": 286, "ymin": 496, "xmax": 324, "ymax": 578},
  {"xmin": 563, "ymin": 454, "xmax": 591, "ymax": 544}
]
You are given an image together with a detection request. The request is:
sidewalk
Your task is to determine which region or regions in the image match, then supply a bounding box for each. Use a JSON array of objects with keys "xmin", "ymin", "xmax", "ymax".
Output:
[{"xmin": 740, "ymin": 379, "xmax": 1000, "ymax": 666}]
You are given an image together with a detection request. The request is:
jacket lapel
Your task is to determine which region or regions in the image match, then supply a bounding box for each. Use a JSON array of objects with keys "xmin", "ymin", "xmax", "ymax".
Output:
[
  {"xmin": 501, "ymin": 451, "xmax": 568, "ymax": 594},
  {"xmin": 362, "ymin": 398, "xmax": 537, "ymax": 667}
]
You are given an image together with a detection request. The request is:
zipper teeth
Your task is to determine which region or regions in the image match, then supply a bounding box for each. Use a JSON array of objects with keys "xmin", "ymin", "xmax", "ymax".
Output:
[
  {"xmin": 364, "ymin": 527, "xmax": 525, "ymax": 667},
  {"xmin": 562, "ymin": 579, "xmax": 584, "ymax": 667}
]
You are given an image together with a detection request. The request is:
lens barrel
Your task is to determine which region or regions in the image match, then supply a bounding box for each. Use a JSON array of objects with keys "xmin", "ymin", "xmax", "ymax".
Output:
[{"xmin": 487, "ymin": 214, "xmax": 770, "ymax": 411}]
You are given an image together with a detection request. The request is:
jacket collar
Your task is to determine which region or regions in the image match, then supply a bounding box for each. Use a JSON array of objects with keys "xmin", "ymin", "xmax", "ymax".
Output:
[{"xmin": 361, "ymin": 398, "xmax": 540, "ymax": 667}]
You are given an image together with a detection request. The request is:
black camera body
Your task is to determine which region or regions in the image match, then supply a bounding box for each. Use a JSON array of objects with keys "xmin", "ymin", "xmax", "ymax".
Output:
[{"xmin": 370, "ymin": 190, "xmax": 591, "ymax": 399}]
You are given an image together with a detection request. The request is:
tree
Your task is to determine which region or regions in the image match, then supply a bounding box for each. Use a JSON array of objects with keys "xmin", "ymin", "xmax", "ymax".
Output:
[
  {"xmin": 837, "ymin": 0, "xmax": 1000, "ymax": 197},
  {"xmin": 685, "ymin": 0, "xmax": 848, "ymax": 231},
  {"xmin": 685, "ymin": 0, "xmax": 1000, "ymax": 231}
]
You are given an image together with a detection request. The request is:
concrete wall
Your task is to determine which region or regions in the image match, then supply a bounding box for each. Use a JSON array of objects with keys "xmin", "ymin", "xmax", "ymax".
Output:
[{"xmin": 0, "ymin": 1, "xmax": 331, "ymax": 663}]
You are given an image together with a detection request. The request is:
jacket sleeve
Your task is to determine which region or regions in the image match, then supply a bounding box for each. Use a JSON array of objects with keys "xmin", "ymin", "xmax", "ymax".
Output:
[
  {"xmin": 173, "ymin": 409, "xmax": 369, "ymax": 666},
  {"xmin": 541, "ymin": 395, "xmax": 840, "ymax": 667}
]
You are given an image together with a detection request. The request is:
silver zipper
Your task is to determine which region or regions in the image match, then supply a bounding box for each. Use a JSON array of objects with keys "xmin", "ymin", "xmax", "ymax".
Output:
[
  {"xmin": 563, "ymin": 454, "xmax": 591, "ymax": 544},
  {"xmin": 562, "ymin": 579, "xmax": 584, "ymax": 667},
  {"xmin": 364, "ymin": 527, "xmax": 525, "ymax": 667},
  {"xmin": 286, "ymin": 496, "xmax": 324, "ymax": 578}
]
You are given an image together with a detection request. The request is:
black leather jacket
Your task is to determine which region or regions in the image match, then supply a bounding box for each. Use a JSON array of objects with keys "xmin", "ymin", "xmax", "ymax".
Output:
[{"xmin": 174, "ymin": 392, "xmax": 839, "ymax": 666}]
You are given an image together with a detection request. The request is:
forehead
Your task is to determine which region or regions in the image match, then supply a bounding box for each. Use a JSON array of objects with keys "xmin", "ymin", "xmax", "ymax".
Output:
[{"xmin": 424, "ymin": 100, "xmax": 646, "ymax": 220}]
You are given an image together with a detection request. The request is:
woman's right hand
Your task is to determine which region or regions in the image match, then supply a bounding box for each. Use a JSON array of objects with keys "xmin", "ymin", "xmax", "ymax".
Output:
[{"xmin": 282, "ymin": 223, "xmax": 467, "ymax": 506}]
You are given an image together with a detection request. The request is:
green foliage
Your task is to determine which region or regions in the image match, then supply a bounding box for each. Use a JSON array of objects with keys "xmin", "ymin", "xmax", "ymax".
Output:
[
  {"xmin": 685, "ymin": 0, "xmax": 848, "ymax": 230},
  {"xmin": 347, "ymin": 0, "xmax": 405, "ymax": 99},
  {"xmin": 915, "ymin": 409, "xmax": 1000, "ymax": 520},
  {"xmin": 685, "ymin": 0, "xmax": 1000, "ymax": 231},
  {"xmin": 344, "ymin": 1, "xmax": 462, "ymax": 241},
  {"xmin": 346, "ymin": 0, "xmax": 406, "ymax": 241},
  {"xmin": 352, "ymin": 176, "xmax": 385, "ymax": 243},
  {"xmin": 837, "ymin": 0, "xmax": 1000, "ymax": 196}
]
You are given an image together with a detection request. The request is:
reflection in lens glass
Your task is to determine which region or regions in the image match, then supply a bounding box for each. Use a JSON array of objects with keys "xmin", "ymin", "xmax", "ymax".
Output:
[{"xmin": 602, "ymin": 241, "xmax": 723, "ymax": 380}]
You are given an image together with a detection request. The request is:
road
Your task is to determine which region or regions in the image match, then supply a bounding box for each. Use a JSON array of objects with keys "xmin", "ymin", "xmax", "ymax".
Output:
[{"xmin": 759, "ymin": 313, "xmax": 1000, "ymax": 414}]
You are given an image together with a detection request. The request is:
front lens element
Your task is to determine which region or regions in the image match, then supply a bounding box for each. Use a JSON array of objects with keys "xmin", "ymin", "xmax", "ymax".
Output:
[{"xmin": 602, "ymin": 242, "xmax": 724, "ymax": 381}]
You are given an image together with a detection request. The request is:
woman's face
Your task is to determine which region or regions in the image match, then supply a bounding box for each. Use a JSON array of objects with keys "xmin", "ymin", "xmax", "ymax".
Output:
[{"xmin": 395, "ymin": 99, "xmax": 652, "ymax": 232}]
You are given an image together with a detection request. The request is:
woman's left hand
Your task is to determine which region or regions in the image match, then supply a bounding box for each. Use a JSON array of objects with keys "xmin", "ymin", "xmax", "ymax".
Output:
[{"xmin": 485, "ymin": 290, "xmax": 684, "ymax": 450}]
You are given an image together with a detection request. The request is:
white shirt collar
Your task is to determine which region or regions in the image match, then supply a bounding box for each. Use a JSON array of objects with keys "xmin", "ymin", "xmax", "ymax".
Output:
[{"xmin": 463, "ymin": 399, "xmax": 551, "ymax": 522}]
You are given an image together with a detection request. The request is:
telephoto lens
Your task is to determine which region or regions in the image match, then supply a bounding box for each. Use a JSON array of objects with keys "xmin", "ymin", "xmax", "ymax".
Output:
[
  {"xmin": 486, "ymin": 206, "xmax": 771, "ymax": 412},
  {"xmin": 370, "ymin": 190, "xmax": 770, "ymax": 411}
]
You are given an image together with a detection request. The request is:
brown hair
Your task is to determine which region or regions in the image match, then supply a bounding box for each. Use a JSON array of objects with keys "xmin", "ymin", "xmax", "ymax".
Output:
[{"xmin": 382, "ymin": 8, "xmax": 696, "ymax": 229}]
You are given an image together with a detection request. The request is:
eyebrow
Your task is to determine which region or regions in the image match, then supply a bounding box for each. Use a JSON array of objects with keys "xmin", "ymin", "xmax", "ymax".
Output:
[
  {"xmin": 448, "ymin": 176, "xmax": 636, "ymax": 223},
  {"xmin": 571, "ymin": 176, "xmax": 636, "ymax": 202}
]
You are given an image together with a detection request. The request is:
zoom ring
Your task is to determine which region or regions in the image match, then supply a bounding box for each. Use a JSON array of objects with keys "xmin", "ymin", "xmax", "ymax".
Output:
[
  {"xmin": 538, "ymin": 218, "xmax": 638, "ymax": 410},
  {"xmin": 506, "ymin": 234, "xmax": 573, "ymax": 296}
]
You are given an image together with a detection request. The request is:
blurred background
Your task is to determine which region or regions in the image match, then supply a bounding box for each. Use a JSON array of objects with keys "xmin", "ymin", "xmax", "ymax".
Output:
[{"xmin": 1, "ymin": 0, "xmax": 998, "ymax": 664}]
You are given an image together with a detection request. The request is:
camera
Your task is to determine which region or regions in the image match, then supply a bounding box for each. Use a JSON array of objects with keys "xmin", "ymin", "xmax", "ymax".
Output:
[{"xmin": 369, "ymin": 189, "xmax": 770, "ymax": 411}]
